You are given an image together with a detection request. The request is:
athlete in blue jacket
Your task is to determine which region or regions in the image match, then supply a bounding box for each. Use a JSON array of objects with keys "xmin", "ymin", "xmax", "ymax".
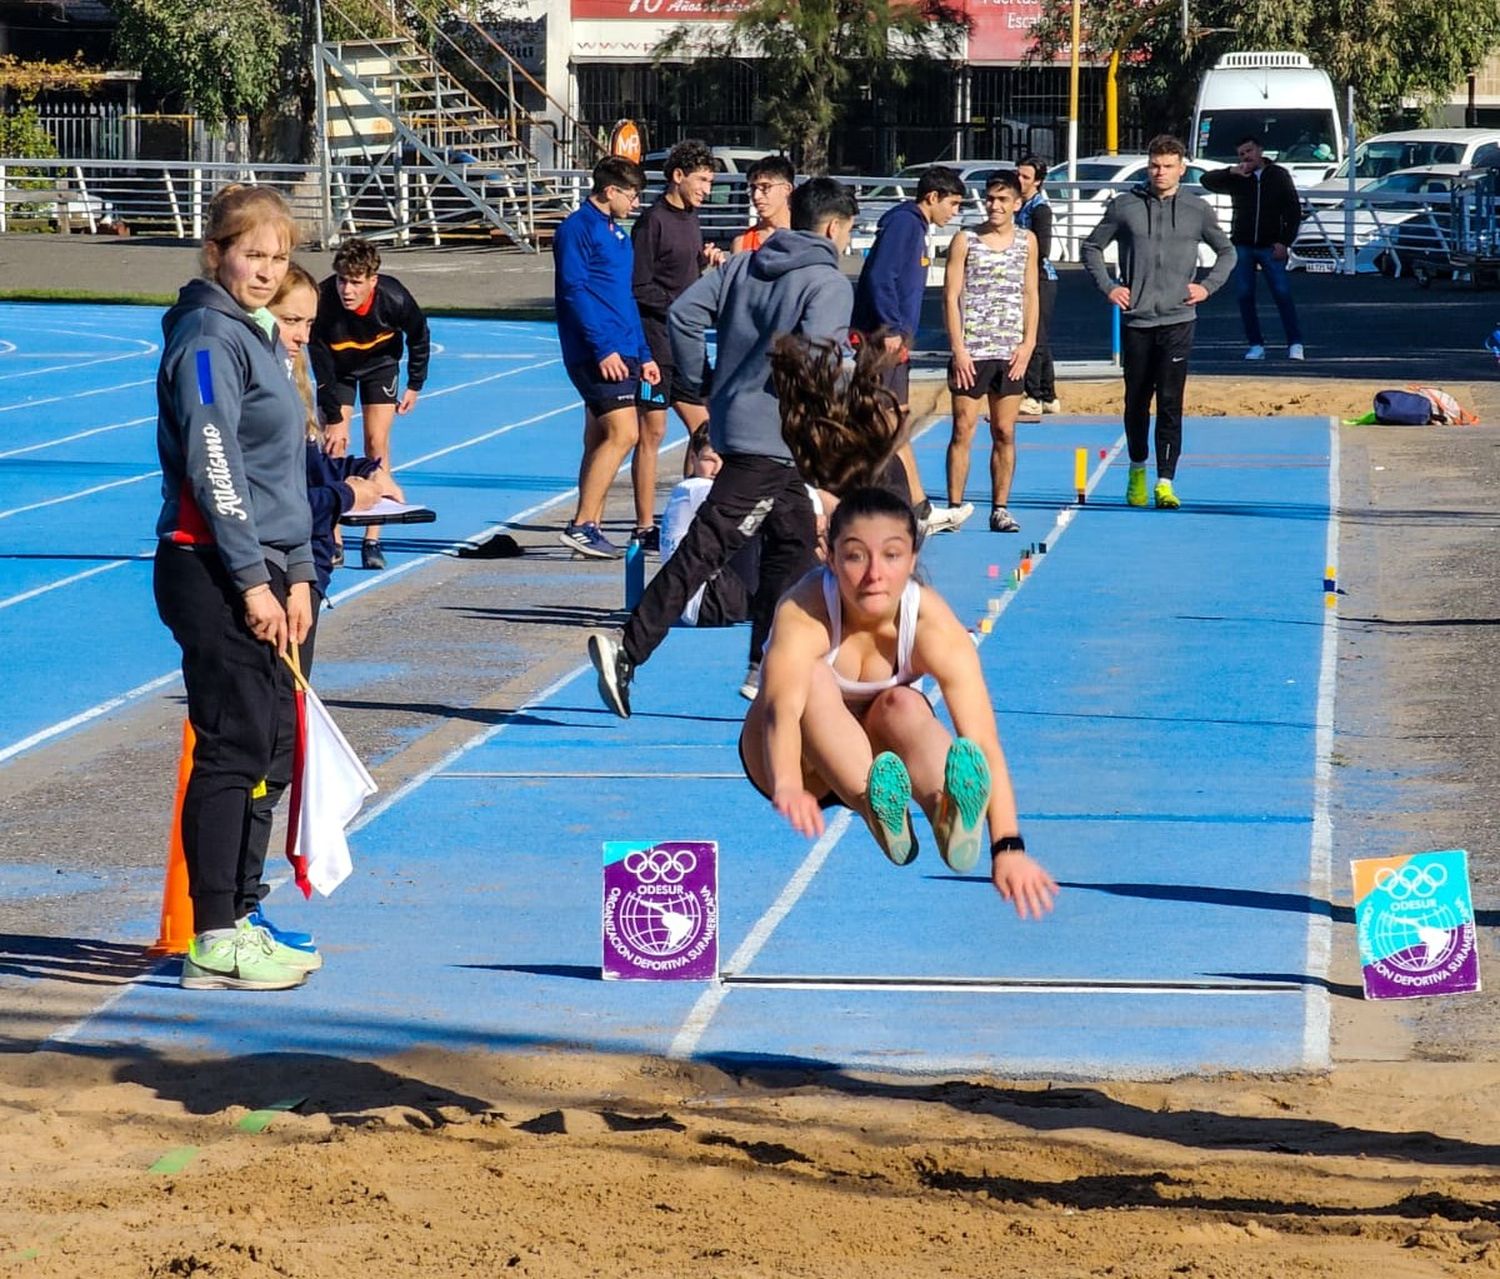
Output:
[
  {"xmin": 553, "ymin": 156, "xmax": 660, "ymax": 560},
  {"xmin": 851, "ymin": 167, "xmax": 966, "ymax": 527}
]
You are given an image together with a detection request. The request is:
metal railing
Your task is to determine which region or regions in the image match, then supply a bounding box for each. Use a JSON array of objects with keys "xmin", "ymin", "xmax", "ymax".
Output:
[{"xmin": 2, "ymin": 155, "xmax": 1494, "ymax": 283}]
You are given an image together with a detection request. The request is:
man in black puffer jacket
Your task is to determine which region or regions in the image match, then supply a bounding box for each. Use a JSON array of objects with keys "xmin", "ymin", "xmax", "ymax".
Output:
[{"xmin": 1200, "ymin": 135, "xmax": 1305, "ymax": 363}]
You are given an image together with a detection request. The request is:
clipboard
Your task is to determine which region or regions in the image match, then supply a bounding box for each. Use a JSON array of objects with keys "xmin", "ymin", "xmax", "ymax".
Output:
[{"xmin": 338, "ymin": 498, "xmax": 436, "ymax": 527}]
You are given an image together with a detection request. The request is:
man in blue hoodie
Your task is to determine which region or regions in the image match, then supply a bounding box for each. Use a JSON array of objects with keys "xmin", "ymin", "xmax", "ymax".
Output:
[
  {"xmin": 852, "ymin": 165, "xmax": 966, "ymax": 530},
  {"xmin": 554, "ymin": 156, "xmax": 661, "ymax": 560},
  {"xmin": 588, "ymin": 177, "xmax": 859, "ymax": 718},
  {"xmin": 1082, "ymin": 134, "xmax": 1234, "ymax": 510}
]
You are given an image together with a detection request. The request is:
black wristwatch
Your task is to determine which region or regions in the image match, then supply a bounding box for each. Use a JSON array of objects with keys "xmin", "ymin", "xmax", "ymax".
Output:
[{"xmin": 990, "ymin": 835, "xmax": 1027, "ymax": 856}]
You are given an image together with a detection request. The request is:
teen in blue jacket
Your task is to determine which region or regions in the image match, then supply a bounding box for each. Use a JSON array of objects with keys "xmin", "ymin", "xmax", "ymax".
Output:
[
  {"xmin": 851, "ymin": 167, "xmax": 966, "ymax": 524},
  {"xmin": 553, "ymin": 156, "xmax": 660, "ymax": 560}
]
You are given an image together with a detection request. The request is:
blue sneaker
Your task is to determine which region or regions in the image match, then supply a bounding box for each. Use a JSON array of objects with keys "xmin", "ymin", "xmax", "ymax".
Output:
[
  {"xmin": 245, "ymin": 905, "xmax": 317, "ymax": 954},
  {"xmin": 560, "ymin": 522, "xmax": 624, "ymax": 560}
]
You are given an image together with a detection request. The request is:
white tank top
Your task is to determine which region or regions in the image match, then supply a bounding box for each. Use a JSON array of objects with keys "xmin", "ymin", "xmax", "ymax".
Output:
[{"xmin": 821, "ymin": 569, "xmax": 922, "ymax": 705}]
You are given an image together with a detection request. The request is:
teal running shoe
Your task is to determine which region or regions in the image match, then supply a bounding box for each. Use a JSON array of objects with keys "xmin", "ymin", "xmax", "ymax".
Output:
[
  {"xmin": 866, "ymin": 752, "xmax": 917, "ymax": 866},
  {"xmin": 936, "ymin": 738, "xmax": 992, "ymax": 873}
]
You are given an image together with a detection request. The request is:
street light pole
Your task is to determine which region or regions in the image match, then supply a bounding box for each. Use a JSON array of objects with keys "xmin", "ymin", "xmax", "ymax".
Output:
[{"xmin": 1067, "ymin": 0, "xmax": 1081, "ymax": 175}]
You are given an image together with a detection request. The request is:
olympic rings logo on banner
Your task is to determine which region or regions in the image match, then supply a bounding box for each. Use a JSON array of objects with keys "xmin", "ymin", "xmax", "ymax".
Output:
[
  {"xmin": 624, "ymin": 847, "xmax": 698, "ymax": 884},
  {"xmin": 1374, "ymin": 863, "xmax": 1448, "ymax": 900}
]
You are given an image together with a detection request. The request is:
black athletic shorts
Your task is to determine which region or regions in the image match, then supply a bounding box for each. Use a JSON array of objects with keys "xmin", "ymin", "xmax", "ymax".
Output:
[
  {"xmin": 949, "ymin": 358, "xmax": 1025, "ymax": 399},
  {"xmin": 637, "ymin": 319, "xmax": 708, "ymax": 408},
  {"xmin": 335, "ymin": 362, "xmax": 401, "ymax": 409},
  {"xmin": 566, "ymin": 360, "xmax": 640, "ymax": 417}
]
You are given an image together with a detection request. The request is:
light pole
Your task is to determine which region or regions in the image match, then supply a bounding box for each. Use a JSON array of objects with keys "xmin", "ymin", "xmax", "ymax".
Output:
[{"xmin": 1066, "ymin": 0, "xmax": 1081, "ymax": 175}]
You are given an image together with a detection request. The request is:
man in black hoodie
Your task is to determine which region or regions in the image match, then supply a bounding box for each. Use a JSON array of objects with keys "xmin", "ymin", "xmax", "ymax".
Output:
[{"xmin": 1200, "ymin": 135, "xmax": 1305, "ymax": 362}]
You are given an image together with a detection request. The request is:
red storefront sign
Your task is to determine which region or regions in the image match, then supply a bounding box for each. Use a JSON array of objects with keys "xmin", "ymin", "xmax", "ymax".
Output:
[{"xmin": 568, "ymin": 0, "xmax": 1048, "ymax": 63}]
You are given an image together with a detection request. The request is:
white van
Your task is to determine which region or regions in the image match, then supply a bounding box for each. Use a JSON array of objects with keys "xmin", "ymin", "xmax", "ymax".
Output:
[{"xmin": 1192, "ymin": 52, "xmax": 1343, "ymax": 188}]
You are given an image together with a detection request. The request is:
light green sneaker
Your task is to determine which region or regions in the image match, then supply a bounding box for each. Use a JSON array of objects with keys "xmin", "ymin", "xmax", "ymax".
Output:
[
  {"xmin": 935, "ymin": 738, "xmax": 993, "ymax": 873},
  {"xmin": 866, "ymin": 752, "xmax": 918, "ymax": 866},
  {"xmin": 1154, "ymin": 478, "xmax": 1180, "ymax": 510},
  {"xmin": 238, "ymin": 918, "xmax": 322, "ymax": 972},
  {"xmin": 1125, "ymin": 466, "xmax": 1149, "ymax": 507},
  {"xmin": 181, "ymin": 929, "xmax": 308, "ymax": 991}
]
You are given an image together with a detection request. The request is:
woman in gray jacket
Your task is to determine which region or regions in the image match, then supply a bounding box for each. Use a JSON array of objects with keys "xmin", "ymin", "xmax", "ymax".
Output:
[{"xmin": 153, "ymin": 184, "xmax": 321, "ymax": 992}]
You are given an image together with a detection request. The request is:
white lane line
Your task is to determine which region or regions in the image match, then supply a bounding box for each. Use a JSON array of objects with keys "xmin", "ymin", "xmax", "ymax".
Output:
[
  {"xmin": 0, "ymin": 414, "xmax": 154, "ymax": 459},
  {"xmin": 0, "ymin": 396, "xmax": 597, "ymax": 762},
  {"xmin": 0, "ymin": 342, "xmax": 157, "ymax": 383},
  {"xmin": 1302, "ymin": 418, "xmax": 1340, "ymax": 1071},
  {"xmin": 0, "ymin": 670, "xmax": 181, "ymax": 766},
  {"xmin": 0, "ymin": 377, "xmax": 153, "ymax": 414},
  {"xmin": 0, "ymin": 556, "xmax": 148, "ymax": 611},
  {"xmin": 395, "ymin": 401, "xmax": 575, "ymax": 472},
  {"xmin": 669, "ymin": 810, "xmax": 855, "ymax": 1060},
  {"xmin": 668, "ymin": 430, "xmax": 1127, "ymax": 1060},
  {"xmin": 436, "ymin": 770, "xmax": 744, "ymax": 780},
  {"xmin": 407, "ymin": 357, "xmax": 560, "ymax": 406},
  {"xmin": 346, "ymin": 663, "xmax": 590, "ymax": 836},
  {"xmin": 0, "ymin": 470, "xmax": 159, "ymax": 522}
]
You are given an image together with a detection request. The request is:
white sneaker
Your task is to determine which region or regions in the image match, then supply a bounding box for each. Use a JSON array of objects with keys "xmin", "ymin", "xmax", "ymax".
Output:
[
  {"xmin": 738, "ymin": 662, "xmax": 760, "ymax": 701},
  {"xmin": 1018, "ymin": 396, "xmax": 1045, "ymax": 416},
  {"xmin": 1288, "ymin": 343, "xmax": 1305, "ymax": 361},
  {"xmin": 923, "ymin": 502, "xmax": 974, "ymax": 535},
  {"xmin": 1245, "ymin": 345, "xmax": 1267, "ymax": 361},
  {"xmin": 1042, "ymin": 399, "xmax": 1062, "ymax": 414}
]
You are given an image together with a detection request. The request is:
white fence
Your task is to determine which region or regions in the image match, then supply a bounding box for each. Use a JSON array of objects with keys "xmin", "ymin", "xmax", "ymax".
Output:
[{"xmin": 2, "ymin": 154, "xmax": 1495, "ymax": 282}]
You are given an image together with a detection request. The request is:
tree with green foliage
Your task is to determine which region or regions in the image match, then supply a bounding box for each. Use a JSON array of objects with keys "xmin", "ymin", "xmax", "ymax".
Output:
[
  {"xmin": 111, "ymin": 0, "xmax": 292, "ymax": 127},
  {"xmin": 656, "ymin": 0, "xmax": 968, "ymax": 175},
  {"xmin": 1030, "ymin": 0, "xmax": 1500, "ymax": 137}
]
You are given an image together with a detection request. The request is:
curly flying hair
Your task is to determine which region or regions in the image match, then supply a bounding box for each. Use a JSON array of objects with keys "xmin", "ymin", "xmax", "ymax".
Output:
[{"xmin": 769, "ymin": 332, "xmax": 905, "ymax": 497}]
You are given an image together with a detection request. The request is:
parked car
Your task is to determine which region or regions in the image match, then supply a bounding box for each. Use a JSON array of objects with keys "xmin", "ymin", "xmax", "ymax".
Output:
[
  {"xmin": 1307, "ymin": 130, "xmax": 1500, "ymax": 196},
  {"xmin": 1290, "ymin": 164, "xmax": 1469, "ymax": 275}
]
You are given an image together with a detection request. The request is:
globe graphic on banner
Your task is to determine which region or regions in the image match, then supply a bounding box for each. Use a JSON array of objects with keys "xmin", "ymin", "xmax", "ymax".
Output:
[
  {"xmin": 1373, "ymin": 904, "xmax": 1465, "ymax": 974},
  {"xmin": 619, "ymin": 889, "xmax": 702, "ymax": 957}
]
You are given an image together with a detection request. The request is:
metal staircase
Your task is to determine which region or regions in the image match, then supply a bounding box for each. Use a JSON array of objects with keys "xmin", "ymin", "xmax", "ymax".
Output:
[{"xmin": 314, "ymin": 5, "xmax": 601, "ymax": 249}]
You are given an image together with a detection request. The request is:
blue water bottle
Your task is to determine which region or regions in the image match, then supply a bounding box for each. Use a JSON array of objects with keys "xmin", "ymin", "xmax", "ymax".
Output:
[{"xmin": 625, "ymin": 532, "xmax": 645, "ymax": 610}]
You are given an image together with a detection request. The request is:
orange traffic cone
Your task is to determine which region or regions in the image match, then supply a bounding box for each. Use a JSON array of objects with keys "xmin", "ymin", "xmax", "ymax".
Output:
[{"xmin": 147, "ymin": 720, "xmax": 196, "ymax": 956}]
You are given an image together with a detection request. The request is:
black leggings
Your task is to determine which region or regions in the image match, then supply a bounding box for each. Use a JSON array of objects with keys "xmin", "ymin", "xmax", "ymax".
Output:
[
  {"xmin": 622, "ymin": 453, "xmax": 816, "ymax": 670},
  {"xmin": 1121, "ymin": 320, "xmax": 1195, "ymax": 481},
  {"xmin": 154, "ymin": 545, "xmax": 296, "ymax": 932}
]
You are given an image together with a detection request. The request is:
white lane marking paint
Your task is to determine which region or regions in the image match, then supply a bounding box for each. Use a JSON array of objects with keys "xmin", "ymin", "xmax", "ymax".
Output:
[
  {"xmin": 346, "ymin": 663, "xmax": 590, "ymax": 836},
  {"xmin": 668, "ymin": 430, "xmax": 1127, "ymax": 1060},
  {"xmin": 0, "ymin": 415, "xmax": 154, "ymax": 459},
  {"xmin": 0, "ymin": 556, "xmax": 148, "ymax": 611},
  {"xmin": 0, "ymin": 470, "xmax": 159, "ymax": 522},
  {"xmin": 0, "ymin": 377, "xmax": 153, "ymax": 414},
  {"xmin": 1303, "ymin": 417, "xmax": 1340, "ymax": 1070},
  {"xmin": 394, "ymin": 402, "xmax": 576, "ymax": 472},
  {"xmin": 0, "ymin": 338, "xmax": 158, "ymax": 383},
  {"xmin": 0, "ymin": 397, "xmax": 594, "ymax": 761},
  {"xmin": 0, "ymin": 670, "xmax": 181, "ymax": 765},
  {"xmin": 669, "ymin": 810, "xmax": 855, "ymax": 1060}
]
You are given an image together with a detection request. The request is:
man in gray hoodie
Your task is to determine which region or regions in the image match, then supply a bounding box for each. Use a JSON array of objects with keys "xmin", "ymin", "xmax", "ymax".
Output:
[
  {"xmin": 589, "ymin": 177, "xmax": 858, "ymax": 717},
  {"xmin": 1082, "ymin": 134, "xmax": 1233, "ymax": 509}
]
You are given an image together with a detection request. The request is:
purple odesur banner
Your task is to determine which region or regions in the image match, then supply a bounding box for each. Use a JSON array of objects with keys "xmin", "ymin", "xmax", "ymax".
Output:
[
  {"xmin": 602, "ymin": 840, "xmax": 719, "ymax": 981},
  {"xmin": 1352, "ymin": 849, "xmax": 1481, "ymax": 1000}
]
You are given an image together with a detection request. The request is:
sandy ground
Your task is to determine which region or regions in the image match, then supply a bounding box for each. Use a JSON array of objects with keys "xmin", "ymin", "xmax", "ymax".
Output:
[{"xmin": 5, "ymin": 376, "xmax": 1500, "ymax": 1277}]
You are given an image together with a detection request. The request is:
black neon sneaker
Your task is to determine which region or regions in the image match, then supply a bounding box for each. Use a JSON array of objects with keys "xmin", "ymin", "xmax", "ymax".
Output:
[{"xmin": 588, "ymin": 632, "xmax": 634, "ymax": 718}]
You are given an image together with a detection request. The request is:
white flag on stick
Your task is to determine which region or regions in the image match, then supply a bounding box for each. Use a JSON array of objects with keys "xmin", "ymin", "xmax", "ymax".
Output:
[{"xmin": 284, "ymin": 655, "xmax": 378, "ymax": 898}]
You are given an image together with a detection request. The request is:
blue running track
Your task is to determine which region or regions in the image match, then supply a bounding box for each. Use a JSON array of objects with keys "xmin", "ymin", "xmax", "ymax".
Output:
[{"xmin": 0, "ymin": 303, "xmax": 1338, "ymax": 1078}]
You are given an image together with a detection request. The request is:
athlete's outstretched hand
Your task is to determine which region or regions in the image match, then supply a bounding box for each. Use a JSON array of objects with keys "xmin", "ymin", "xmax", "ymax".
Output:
[
  {"xmin": 991, "ymin": 851, "xmax": 1058, "ymax": 919},
  {"xmin": 773, "ymin": 784, "xmax": 826, "ymax": 840}
]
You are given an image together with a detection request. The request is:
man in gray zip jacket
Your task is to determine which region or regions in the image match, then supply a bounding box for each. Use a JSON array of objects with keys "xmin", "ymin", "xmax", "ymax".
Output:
[
  {"xmin": 587, "ymin": 177, "xmax": 859, "ymax": 717},
  {"xmin": 1082, "ymin": 133, "xmax": 1234, "ymax": 509}
]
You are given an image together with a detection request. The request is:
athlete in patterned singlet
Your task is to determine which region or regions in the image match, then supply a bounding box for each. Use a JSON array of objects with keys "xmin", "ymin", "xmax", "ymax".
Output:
[{"xmin": 940, "ymin": 170, "xmax": 1038, "ymax": 534}]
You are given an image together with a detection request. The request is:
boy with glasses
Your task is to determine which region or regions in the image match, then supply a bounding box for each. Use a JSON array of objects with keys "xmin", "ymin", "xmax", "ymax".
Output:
[
  {"xmin": 554, "ymin": 156, "xmax": 661, "ymax": 559},
  {"xmin": 733, "ymin": 154, "xmax": 796, "ymax": 253}
]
